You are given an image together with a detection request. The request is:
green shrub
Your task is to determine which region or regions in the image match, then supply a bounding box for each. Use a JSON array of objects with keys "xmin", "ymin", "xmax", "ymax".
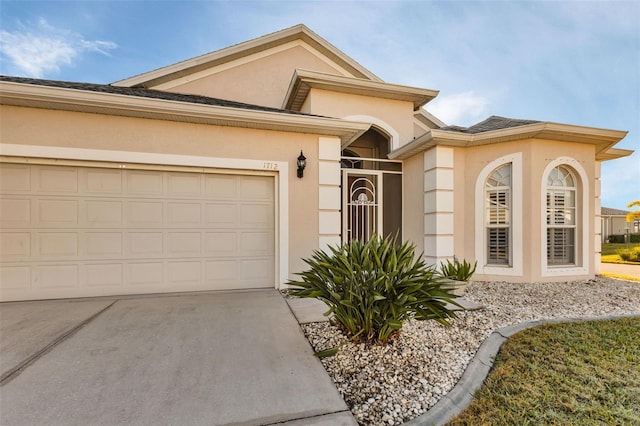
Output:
[
  {"xmin": 438, "ymin": 258, "xmax": 477, "ymax": 281},
  {"xmin": 617, "ymin": 247, "xmax": 640, "ymax": 262},
  {"xmin": 608, "ymin": 234, "xmax": 626, "ymax": 244},
  {"xmin": 631, "ymin": 233, "xmax": 640, "ymax": 243},
  {"xmin": 288, "ymin": 235, "xmax": 460, "ymax": 345}
]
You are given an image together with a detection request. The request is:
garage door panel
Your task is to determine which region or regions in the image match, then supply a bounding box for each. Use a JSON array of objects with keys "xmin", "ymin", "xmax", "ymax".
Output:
[
  {"xmin": 241, "ymin": 259, "xmax": 274, "ymax": 281},
  {"xmin": 1, "ymin": 266, "xmax": 31, "ymax": 290},
  {"xmin": 204, "ymin": 175, "xmax": 237, "ymax": 199},
  {"xmin": 167, "ymin": 173, "xmax": 202, "ymax": 197},
  {"xmin": 205, "ymin": 232, "xmax": 237, "ymax": 256},
  {"xmin": 240, "ymin": 204, "xmax": 273, "ymax": 227},
  {"xmin": 1, "ymin": 232, "xmax": 31, "ymax": 259},
  {"xmin": 85, "ymin": 201, "xmax": 123, "ymax": 226},
  {"xmin": 37, "ymin": 167, "xmax": 78, "ymax": 193},
  {"xmin": 128, "ymin": 201, "xmax": 163, "ymax": 227},
  {"xmin": 0, "ymin": 164, "xmax": 275, "ymax": 301},
  {"xmin": 86, "ymin": 264, "xmax": 123, "ymax": 287},
  {"xmin": 85, "ymin": 232, "xmax": 123, "ymax": 257},
  {"xmin": 168, "ymin": 261, "xmax": 202, "ymax": 285},
  {"xmin": 206, "ymin": 260, "xmax": 238, "ymax": 282},
  {"xmin": 82, "ymin": 168, "xmax": 123, "ymax": 194},
  {"xmin": 128, "ymin": 232, "xmax": 164, "ymax": 257},
  {"xmin": 205, "ymin": 203, "xmax": 237, "ymax": 227},
  {"xmin": 127, "ymin": 170, "xmax": 164, "ymax": 196},
  {"xmin": 1, "ymin": 198, "xmax": 31, "ymax": 227},
  {"xmin": 37, "ymin": 264, "xmax": 79, "ymax": 289},
  {"xmin": 240, "ymin": 232, "xmax": 273, "ymax": 256},
  {"xmin": 37, "ymin": 200, "xmax": 79, "ymax": 226},
  {"xmin": 166, "ymin": 232, "xmax": 202, "ymax": 256},
  {"xmin": 240, "ymin": 177, "xmax": 274, "ymax": 199},
  {"xmin": 38, "ymin": 232, "xmax": 78, "ymax": 258},
  {"xmin": 0, "ymin": 164, "xmax": 31, "ymax": 192},
  {"xmin": 167, "ymin": 203, "xmax": 202, "ymax": 226},
  {"xmin": 128, "ymin": 262, "xmax": 164, "ymax": 286}
]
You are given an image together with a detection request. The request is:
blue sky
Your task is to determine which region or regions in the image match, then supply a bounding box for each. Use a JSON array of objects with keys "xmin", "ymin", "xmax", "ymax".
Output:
[{"xmin": 1, "ymin": 0, "xmax": 638, "ymax": 210}]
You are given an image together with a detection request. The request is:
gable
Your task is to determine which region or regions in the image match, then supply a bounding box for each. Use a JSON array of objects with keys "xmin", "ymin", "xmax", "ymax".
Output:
[
  {"xmin": 149, "ymin": 42, "xmax": 361, "ymax": 109},
  {"xmin": 113, "ymin": 24, "xmax": 380, "ymax": 109}
]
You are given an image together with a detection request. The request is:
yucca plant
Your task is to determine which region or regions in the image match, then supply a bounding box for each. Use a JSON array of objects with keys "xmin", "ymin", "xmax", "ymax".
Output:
[
  {"xmin": 438, "ymin": 258, "xmax": 477, "ymax": 282},
  {"xmin": 288, "ymin": 235, "xmax": 460, "ymax": 348}
]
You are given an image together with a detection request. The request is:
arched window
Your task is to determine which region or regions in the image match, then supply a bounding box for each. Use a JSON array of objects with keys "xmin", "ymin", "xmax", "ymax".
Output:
[
  {"xmin": 486, "ymin": 164, "xmax": 511, "ymax": 265},
  {"xmin": 546, "ymin": 165, "xmax": 577, "ymax": 265}
]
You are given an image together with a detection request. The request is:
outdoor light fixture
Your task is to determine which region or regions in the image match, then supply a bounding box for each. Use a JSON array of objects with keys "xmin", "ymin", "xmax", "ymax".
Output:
[{"xmin": 297, "ymin": 150, "xmax": 307, "ymax": 178}]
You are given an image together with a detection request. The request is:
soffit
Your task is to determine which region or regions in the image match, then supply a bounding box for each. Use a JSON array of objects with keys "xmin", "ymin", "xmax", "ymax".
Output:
[
  {"xmin": 283, "ymin": 69, "xmax": 439, "ymax": 111},
  {"xmin": 113, "ymin": 24, "xmax": 381, "ymax": 88},
  {"xmin": 596, "ymin": 147, "xmax": 634, "ymax": 161},
  {"xmin": 0, "ymin": 81, "xmax": 370, "ymax": 145}
]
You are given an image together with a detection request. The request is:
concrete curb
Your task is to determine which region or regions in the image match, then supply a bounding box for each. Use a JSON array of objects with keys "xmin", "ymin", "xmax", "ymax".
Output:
[{"xmin": 404, "ymin": 312, "xmax": 640, "ymax": 426}]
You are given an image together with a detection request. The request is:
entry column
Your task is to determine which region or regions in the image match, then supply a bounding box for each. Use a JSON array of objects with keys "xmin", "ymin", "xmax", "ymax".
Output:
[{"xmin": 423, "ymin": 146, "xmax": 454, "ymax": 266}]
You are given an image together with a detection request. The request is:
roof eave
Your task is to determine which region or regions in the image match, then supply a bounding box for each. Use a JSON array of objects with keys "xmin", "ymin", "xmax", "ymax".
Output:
[
  {"xmin": 282, "ymin": 69, "xmax": 439, "ymax": 111},
  {"xmin": 596, "ymin": 147, "xmax": 634, "ymax": 161},
  {"xmin": 388, "ymin": 122, "xmax": 628, "ymax": 160},
  {"xmin": 415, "ymin": 109, "xmax": 447, "ymax": 128},
  {"xmin": 0, "ymin": 81, "xmax": 370, "ymax": 145}
]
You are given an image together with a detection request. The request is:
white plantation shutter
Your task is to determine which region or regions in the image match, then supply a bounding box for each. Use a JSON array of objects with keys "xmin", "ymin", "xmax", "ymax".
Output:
[
  {"xmin": 485, "ymin": 164, "xmax": 511, "ymax": 265},
  {"xmin": 487, "ymin": 228, "xmax": 509, "ymax": 264},
  {"xmin": 546, "ymin": 166, "xmax": 577, "ymax": 265}
]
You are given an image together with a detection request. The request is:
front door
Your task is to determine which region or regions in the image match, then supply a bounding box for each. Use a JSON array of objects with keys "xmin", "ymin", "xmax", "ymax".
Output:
[{"xmin": 342, "ymin": 171, "xmax": 382, "ymax": 242}]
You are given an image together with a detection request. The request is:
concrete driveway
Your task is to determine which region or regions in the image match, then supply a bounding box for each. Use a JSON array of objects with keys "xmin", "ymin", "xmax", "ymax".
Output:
[{"xmin": 0, "ymin": 290, "xmax": 355, "ymax": 425}]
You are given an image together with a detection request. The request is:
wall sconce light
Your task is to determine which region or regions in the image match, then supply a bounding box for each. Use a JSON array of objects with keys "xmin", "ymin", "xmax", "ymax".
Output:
[{"xmin": 297, "ymin": 150, "xmax": 307, "ymax": 178}]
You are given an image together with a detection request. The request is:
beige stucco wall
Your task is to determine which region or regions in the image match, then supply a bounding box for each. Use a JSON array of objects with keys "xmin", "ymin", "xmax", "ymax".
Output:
[
  {"xmin": 0, "ymin": 104, "xmax": 322, "ymax": 278},
  {"xmin": 457, "ymin": 138, "xmax": 596, "ymax": 282},
  {"xmin": 402, "ymin": 154, "xmax": 424, "ymax": 253},
  {"xmin": 305, "ymin": 88, "xmax": 415, "ymax": 146},
  {"xmin": 153, "ymin": 44, "xmax": 350, "ymax": 109}
]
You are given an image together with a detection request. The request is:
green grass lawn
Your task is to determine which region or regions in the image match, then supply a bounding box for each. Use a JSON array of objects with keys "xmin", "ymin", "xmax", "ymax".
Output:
[
  {"xmin": 601, "ymin": 243, "xmax": 640, "ymax": 256},
  {"xmin": 447, "ymin": 317, "xmax": 640, "ymax": 426}
]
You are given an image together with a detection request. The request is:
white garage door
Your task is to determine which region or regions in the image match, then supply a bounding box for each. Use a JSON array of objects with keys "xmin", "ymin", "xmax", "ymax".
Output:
[{"xmin": 0, "ymin": 163, "xmax": 275, "ymax": 302}]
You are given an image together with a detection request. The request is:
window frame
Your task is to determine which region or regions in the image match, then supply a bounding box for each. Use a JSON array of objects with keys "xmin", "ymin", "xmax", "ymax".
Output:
[
  {"xmin": 485, "ymin": 164, "xmax": 512, "ymax": 266},
  {"xmin": 474, "ymin": 153, "xmax": 523, "ymax": 277},
  {"xmin": 541, "ymin": 159, "xmax": 589, "ymax": 277}
]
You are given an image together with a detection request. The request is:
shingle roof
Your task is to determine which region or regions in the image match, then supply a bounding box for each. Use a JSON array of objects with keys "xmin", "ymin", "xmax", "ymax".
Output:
[
  {"xmin": 0, "ymin": 75, "xmax": 314, "ymax": 117},
  {"xmin": 601, "ymin": 207, "xmax": 629, "ymax": 216},
  {"xmin": 439, "ymin": 115, "xmax": 541, "ymax": 134}
]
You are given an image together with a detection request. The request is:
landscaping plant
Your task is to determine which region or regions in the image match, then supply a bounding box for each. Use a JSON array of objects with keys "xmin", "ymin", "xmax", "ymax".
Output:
[
  {"xmin": 438, "ymin": 258, "xmax": 477, "ymax": 281},
  {"xmin": 288, "ymin": 235, "xmax": 460, "ymax": 348},
  {"xmin": 617, "ymin": 247, "xmax": 640, "ymax": 262}
]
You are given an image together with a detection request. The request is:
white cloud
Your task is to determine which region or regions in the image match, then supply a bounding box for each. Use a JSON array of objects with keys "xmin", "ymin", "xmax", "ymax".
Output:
[
  {"xmin": 426, "ymin": 91, "xmax": 489, "ymax": 126},
  {"xmin": 0, "ymin": 18, "xmax": 116, "ymax": 77}
]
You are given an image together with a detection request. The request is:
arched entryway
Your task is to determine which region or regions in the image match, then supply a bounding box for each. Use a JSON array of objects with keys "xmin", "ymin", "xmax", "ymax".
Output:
[{"xmin": 341, "ymin": 128, "xmax": 402, "ymax": 242}]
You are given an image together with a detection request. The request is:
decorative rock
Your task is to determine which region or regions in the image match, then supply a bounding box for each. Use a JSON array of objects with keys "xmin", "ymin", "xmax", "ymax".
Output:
[{"xmin": 299, "ymin": 276, "xmax": 640, "ymax": 426}]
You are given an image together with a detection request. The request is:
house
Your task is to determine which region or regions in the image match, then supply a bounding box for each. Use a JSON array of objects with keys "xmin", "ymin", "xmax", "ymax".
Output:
[
  {"xmin": 0, "ymin": 24, "xmax": 633, "ymax": 302},
  {"xmin": 601, "ymin": 207, "xmax": 634, "ymax": 242}
]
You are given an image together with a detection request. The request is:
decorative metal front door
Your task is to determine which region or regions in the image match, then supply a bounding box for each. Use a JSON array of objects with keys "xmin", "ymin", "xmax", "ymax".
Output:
[{"xmin": 343, "ymin": 171, "xmax": 382, "ymax": 242}]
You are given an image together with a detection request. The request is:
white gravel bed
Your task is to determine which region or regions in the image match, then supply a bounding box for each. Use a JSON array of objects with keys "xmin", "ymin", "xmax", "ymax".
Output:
[{"xmin": 300, "ymin": 277, "xmax": 640, "ymax": 426}]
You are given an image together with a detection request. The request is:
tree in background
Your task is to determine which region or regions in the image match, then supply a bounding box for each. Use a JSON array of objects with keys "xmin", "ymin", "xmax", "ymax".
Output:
[{"xmin": 627, "ymin": 200, "xmax": 640, "ymax": 227}]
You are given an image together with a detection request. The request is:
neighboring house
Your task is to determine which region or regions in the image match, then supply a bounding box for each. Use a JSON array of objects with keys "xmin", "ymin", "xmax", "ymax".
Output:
[
  {"xmin": 601, "ymin": 207, "xmax": 634, "ymax": 242},
  {"xmin": 0, "ymin": 24, "xmax": 633, "ymax": 302}
]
